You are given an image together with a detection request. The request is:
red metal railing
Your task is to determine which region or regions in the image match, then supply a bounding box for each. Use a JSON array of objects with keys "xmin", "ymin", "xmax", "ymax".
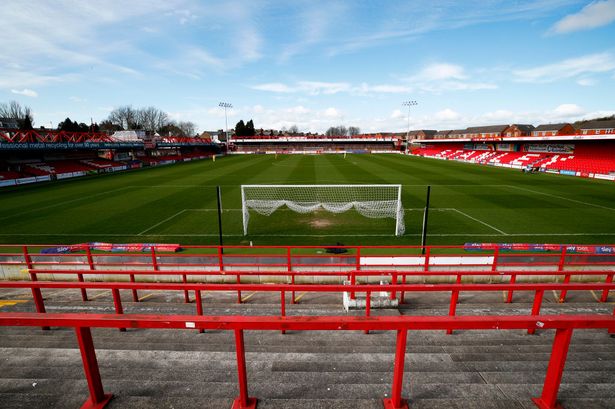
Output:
[
  {"xmin": 0, "ymin": 312, "xmax": 613, "ymax": 409},
  {"xmin": 2, "ymin": 280, "xmax": 614, "ymax": 336},
  {"xmin": 2, "ymin": 244, "xmax": 614, "ymax": 271}
]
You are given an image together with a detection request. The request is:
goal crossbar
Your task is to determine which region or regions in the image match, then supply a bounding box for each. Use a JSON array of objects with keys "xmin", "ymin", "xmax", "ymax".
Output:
[{"xmin": 241, "ymin": 184, "xmax": 404, "ymax": 236}]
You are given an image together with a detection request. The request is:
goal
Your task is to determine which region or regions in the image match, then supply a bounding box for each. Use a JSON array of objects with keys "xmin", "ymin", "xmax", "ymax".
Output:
[{"xmin": 241, "ymin": 184, "xmax": 404, "ymax": 236}]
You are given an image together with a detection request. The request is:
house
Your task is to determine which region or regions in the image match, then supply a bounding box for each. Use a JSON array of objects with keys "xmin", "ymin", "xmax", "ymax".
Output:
[
  {"xmin": 0, "ymin": 117, "xmax": 19, "ymax": 129},
  {"xmin": 503, "ymin": 124, "xmax": 535, "ymax": 137},
  {"xmin": 531, "ymin": 123, "xmax": 576, "ymax": 137},
  {"xmin": 447, "ymin": 129, "xmax": 467, "ymax": 139},
  {"xmin": 407, "ymin": 130, "xmax": 437, "ymax": 140},
  {"xmin": 462, "ymin": 125, "xmax": 509, "ymax": 139},
  {"xmin": 577, "ymin": 120, "xmax": 615, "ymax": 135},
  {"xmin": 434, "ymin": 130, "xmax": 451, "ymax": 139}
]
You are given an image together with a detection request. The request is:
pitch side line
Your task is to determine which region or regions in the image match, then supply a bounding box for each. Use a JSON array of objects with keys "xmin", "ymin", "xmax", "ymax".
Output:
[
  {"xmin": 138, "ymin": 209, "xmax": 188, "ymax": 235},
  {"xmin": 507, "ymin": 185, "xmax": 615, "ymax": 211},
  {"xmin": 451, "ymin": 208, "xmax": 508, "ymax": 235},
  {"xmin": 1, "ymin": 232, "xmax": 614, "ymax": 237},
  {"xmin": 129, "ymin": 184, "xmax": 510, "ymax": 188}
]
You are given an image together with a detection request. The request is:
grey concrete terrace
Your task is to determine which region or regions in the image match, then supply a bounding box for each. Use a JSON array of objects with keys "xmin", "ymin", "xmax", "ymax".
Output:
[{"xmin": 0, "ymin": 287, "xmax": 613, "ymax": 409}]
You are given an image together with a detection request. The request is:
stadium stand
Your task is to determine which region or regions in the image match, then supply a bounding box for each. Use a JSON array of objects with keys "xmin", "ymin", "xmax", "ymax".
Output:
[
  {"xmin": 0, "ymin": 170, "xmax": 21, "ymax": 180},
  {"xmin": 412, "ymin": 141, "xmax": 615, "ymax": 178}
]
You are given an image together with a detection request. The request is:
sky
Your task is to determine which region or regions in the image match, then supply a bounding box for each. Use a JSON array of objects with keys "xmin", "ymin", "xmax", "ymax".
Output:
[{"xmin": 1, "ymin": 0, "xmax": 615, "ymax": 134}]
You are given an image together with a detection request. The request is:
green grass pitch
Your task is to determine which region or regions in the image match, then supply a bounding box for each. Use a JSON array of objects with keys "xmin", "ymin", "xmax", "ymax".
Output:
[{"xmin": 0, "ymin": 154, "xmax": 614, "ymax": 247}]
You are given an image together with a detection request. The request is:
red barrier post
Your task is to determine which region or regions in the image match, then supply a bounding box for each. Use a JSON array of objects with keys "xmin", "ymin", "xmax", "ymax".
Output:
[
  {"xmin": 75, "ymin": 327, "xmax": 113, "ymax": 409},
  {"xmin": 280, "ymin": 290, "xmax": 286, "ymax": 335},
  {"xmin": 181, "ymin": 274, "xmax": 191, "ymax": 304},
  {"xmin": 601, "ymin": 273, "xmax": 613, "ymax": 303},
  {"xmin": 400, "ymin": 272, "xmax": 407, "ymax": 304},
  {"xmin": 236, "ymin": 274, "xmax": 242, "ymax": 304},
  {"xmin": 390, "ymin": 273, "xmax": 397, "ymax": 301},
  {"xmin": 365, "ymin": 290, "xmax": 371, "ymax": 335},
  {"xmin": 351, "ymin": 247, "xmax": 360, "ymax": 300},
  {"xmin": 491, "ymin": 246, "xmax": 500, "ymax": 272},
  {"xmin": 111, "ymin": 289, "xmax": 126, "ymax": 332},
  {"xmin": 232, "ymin": 329, "xmax": 257, "ymax": 409},
  {"xmin": 24, "ymin": 246, "xmax": 49, "ymax": 331},
  {"xmin": 528, "ymin": 290, "xmax": 544, "ymax": 335},
  {"xmin": 81, "ymin": 246, "xmax": 97, "ymax": 302},
  {"xmin": 287, "ymin": 247, "xmax": 296, "ymax": 304},
  {"xmin": 383, "ymin": 329, "xmax": 409, "ymax": 409},
  {"xmin": 195, "ymin": 290, "xmax": 204, "ymax": 334},
  {"xmin": 447, "ymin": 274, "xmax": 462, "ymax": 335},
  {"xmin": 557, "ymin": 247, "xmax": 569, "ymax": 303},
  {"xmin": 129, "ymin": 273, "xmax": 138, "ymax": 303},
  {"xmin": 506, "ymin": 274, "xmax": 517, "ymax": 303},
  {"xmin": 532, "ymin": 328, "xmax": 573, "ymax": 409},
  {"xmin": 610, "ymin": 306, "xmax": 615, "ymax": 335}
]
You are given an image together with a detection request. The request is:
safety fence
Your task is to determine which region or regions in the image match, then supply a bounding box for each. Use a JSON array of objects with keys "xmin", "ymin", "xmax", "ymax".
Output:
[
  {"xmin": 1, "ymin": 244, "xmax": 614, "ymax": 276},
  {"xmin": 1, "ymin": 280, "xmax": 614, "ymax": 335},
  {"xmin": 0, "ymin": 312, "xmax": 614, "ymax": 409},
  {"xmin": 14, "ymin": 266, "xmax": 615, "ymax": 305}
]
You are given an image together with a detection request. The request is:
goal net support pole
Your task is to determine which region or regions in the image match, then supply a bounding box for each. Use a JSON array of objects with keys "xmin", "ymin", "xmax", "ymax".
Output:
[{"xmin": 241, "ymin": 184, "xmax": 405, "ymax": 236}]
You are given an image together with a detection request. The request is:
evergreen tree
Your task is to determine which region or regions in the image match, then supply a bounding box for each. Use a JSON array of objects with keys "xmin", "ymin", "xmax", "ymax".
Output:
[
  {"xmin": 246, "ymin": 119, "xmax": 256, "ymax": 136},
  {"xmin": 235, "ymin": 120, "xmax": 246, "ymax": 136}
]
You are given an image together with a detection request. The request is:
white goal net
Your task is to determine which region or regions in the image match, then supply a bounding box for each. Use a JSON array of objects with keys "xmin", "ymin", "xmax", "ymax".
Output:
[{"xmin": 241, "ymin": 184, "xmax": 404, "ymax": 236}]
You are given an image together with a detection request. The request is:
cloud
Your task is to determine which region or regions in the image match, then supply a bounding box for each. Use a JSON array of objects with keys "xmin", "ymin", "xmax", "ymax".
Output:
[
  {"xmin": 278, "ymin": 2, "xmax": 346, "ymax": 63},
  {"xmin": 514, "ymin": 52, "xmax": 615, "ymax": 82},
  {"xmin": 576, "ymin": 78, "xmax": 596, "ymax": 86},
  {"xmin": 251, "ymin": 81, "xmax": 351, "ymax": 95},
  {"xmin": 250, "ymin": 69, "xmax": 493, "ymax": 97},
  {"xmin": 69, "ymin": 96, "xmax": 86, "ymax": 102},
  {"xmin": 552, "ymin": 103, "xmax": 585, "ymax": 117},
  {"xmin": 252, "ymin": 83, "xmax": 295, "ymax": 93},
  {"xmin": 390, "ymin": 109, "xmax": 405, "ymax": 120},
  {"xmin": 326, "ymin": 1, "xmax": 578, "ymax": 56},
  {"xmin": 404, "ymin": 63, "xmax": 497, "ymax": 93},
  {"xmin": 551, "ymin": 0, "xmax": 615, "ymax": 34},
  {"xmin": 434, "ymin": 108, "xmax": 461, "ymax": 121},
  {"xmin": 323, "ymin": 107, "xmax": 341, "ymax": 118},
  {"xmin": 413, "ymin": 63, "xmax": 467, "ymax": 81},
  {"xmin": 10, "ymin": 88, "xmax": 38, "ymax": 97}
]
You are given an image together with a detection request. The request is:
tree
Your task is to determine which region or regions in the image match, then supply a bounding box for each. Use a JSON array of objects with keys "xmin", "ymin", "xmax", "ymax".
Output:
[
  {"xmin": 158, "ymin": 122, "xmax": 184, "ymax": 136},
  {"xmin": 288, "ymin": 125, "xmax": 299, "ymax": 135},
  {"xmin": 235, "ymin": 120, "xmax": 246, "ymax": 136},
  {"xmin": 0, "ymin": 100, "xmax": 34, "ymax": 128},
  {"xmin": 107, "ymin": 105, "xmax": 138, "ymax": 130},
  {"xmin": 177, "ymin": 121, "xmax": 197, "ymax": 137},
  {"xmin": 21, "ymin": 115, "xmax": 33, "ymax": 130},
  {"xmin": 348, "ymin": 126, "xmax": 360, "ymax": 136},
  {"xmin": 137, "ymin": 106, "xmax": 169, "ymax": 133},
  {"xmin": 325, "ymin": 125, "xmax": 348, "ymax": 136},
  {"xmin": 99, "ymin": 120, "xmax": 122, "ymax": 133},
  {"xmin": 574, "ymin": 115, "xmax": 615, "ymax": 125},
  {"xmin": 245, "ymin": 119, "xmax": 256, "ymax": 136},
  {"xmin": 58, "ymin": 118, "xmax": 78, "ymax": 132}
]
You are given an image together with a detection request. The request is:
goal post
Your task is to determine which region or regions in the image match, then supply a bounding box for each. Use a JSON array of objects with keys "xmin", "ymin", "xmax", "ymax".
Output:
[{"xmin": 241, "ymin": 184, "xmax": 405, "ymax": 236}]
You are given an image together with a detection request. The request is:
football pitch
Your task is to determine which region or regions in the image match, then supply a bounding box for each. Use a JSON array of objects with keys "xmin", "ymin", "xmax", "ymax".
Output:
[{"xmin": 0, "ymin": 154, "xmax": 614, "ymax": 246}]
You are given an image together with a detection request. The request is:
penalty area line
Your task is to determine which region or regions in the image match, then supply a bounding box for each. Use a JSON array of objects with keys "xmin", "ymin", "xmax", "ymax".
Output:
[
  {"xmin": 451, "ymin": 208, "xmax": 508, "ymax": 235},
  {"xmin": 138, "ymin": 209, "xmax": 188, "ymax": 235}
]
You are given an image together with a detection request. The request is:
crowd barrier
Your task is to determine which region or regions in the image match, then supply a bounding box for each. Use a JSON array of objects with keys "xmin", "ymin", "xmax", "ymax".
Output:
[
  {"xmin": 0, "ymin": 312, "xmax": 613, "ymax": 409},
  {"xmin": 1, "ymin": 280, "xmax": 614, "ymax": 336}
]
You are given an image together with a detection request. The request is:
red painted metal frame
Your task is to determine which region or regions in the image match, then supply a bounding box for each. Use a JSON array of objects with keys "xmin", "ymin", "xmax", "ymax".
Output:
[
  {"xmin": 2, "ymin": 280, "xmax": 614, "ymax": 341},
  {"xmin": 75, "ymin": 326, "xmax": 113, "ymax": 408},
  {"xmin": 0, "ymin": 312, "xmax": 613, "ymax": 409}
]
